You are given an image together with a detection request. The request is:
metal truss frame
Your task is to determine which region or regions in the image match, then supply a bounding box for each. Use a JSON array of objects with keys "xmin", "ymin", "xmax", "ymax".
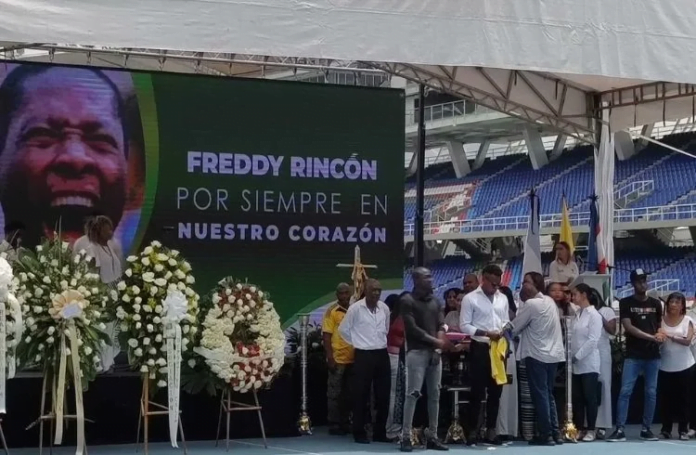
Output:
[
  {"xmin": 6, "ymin": 42, "xmax": 696, "ymax": 143},
  {"xmin": 365, "ymin": 62, "xmax": 597, "ymax": 144}
]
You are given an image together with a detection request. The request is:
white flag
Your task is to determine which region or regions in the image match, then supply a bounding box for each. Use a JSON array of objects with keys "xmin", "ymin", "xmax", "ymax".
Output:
[{"xmin": 522, "ymin": 191, "xmax": 542, "ymax": 276}]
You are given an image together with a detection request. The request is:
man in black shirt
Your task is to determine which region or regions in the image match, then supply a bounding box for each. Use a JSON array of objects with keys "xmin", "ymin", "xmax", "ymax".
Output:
[
  {"xmin": 399, "ymin": 267, "xmax": 450, "ymax": 452},
  {"xmin": 608, "ymin": 269, "xmax": 664, "ymax": 442}
]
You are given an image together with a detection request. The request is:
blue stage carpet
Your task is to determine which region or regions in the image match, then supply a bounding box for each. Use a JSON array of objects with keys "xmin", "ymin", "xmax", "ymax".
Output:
[{"xmin": 10, "ymin": 426, "xmax": 696, "ymax": 454}]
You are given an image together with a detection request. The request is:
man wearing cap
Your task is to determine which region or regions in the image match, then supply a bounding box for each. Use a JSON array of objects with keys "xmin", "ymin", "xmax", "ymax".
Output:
[{"xmin": 608, "ymin": 269, "xmax": 664, "ymax": 442}]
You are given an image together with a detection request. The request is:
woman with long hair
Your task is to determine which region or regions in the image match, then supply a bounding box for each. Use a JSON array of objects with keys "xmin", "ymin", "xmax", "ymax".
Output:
[
  {"xmin": 549, "ymin": 241, "xmax": 579, "ymax": 285},
  {"xmin": 72, "ymin": 215, "xmax": 124, "ymax": 371},
  {"xmin": 658, "ymin": 292, "xmax": 694, "ymax": 440},
  {"xmin": 569, "ymin": 283, "xmax": 603, "ymax": 442},
  {"xmin": 443, "ymin": 287, "xmax": 463, "ymax": 332},
  {"xmin": 589, "ymin": 288, "xmax": 618, "ymax": 439}
]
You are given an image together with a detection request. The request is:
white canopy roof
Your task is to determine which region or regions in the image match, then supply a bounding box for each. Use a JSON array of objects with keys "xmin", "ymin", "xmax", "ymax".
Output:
[{"xmin": 2, "ymin": 0, "xmax": 696, "ymax": 138}]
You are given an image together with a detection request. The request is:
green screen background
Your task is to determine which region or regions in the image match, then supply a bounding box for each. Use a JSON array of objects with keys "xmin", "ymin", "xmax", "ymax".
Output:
[{"xmin": 131, "ymin": 72, "xmax": 405, "ymax": 326}]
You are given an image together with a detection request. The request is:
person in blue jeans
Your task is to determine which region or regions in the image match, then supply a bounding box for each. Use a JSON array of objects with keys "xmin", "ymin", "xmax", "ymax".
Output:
[{"xmin": 608, "ymin": 269, "xmax": 664, "ymax": 442}]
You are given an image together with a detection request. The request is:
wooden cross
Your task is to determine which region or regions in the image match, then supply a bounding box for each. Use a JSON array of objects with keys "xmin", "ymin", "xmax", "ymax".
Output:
[{"xmin": 336, "ymin": 246, "xmax": 378, "ymax": 302}]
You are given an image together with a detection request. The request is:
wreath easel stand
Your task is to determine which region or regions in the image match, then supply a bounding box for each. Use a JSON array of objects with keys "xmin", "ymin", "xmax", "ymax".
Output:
[
  {"xmin": 25, "ymin": 374, "xmax": 93, "ymax": 455},
  {"xmin": 0, "ymin": 415, "xmax": 7, "ymax": 455},
  {"xmin": 135, "ymin": 378, "xmax": 188, "ymax": 455},
  {"xmin": 215, "ymin": 388, "xmax": 267, "ymax": 451}
]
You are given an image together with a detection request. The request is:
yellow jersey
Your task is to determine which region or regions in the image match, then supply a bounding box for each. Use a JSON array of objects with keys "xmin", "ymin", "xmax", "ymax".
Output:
[{"xmin": 322, "ymin": 303, "xmax": 354, "ymax": 365}]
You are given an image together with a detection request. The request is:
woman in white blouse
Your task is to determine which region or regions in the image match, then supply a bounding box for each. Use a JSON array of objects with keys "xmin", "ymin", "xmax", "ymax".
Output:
[
  {"xmin": 72, "ymin": 215, "xmax": 124, "ymax": 371},
  {"xmin": 591, "ymin": 289, "xmax": 618, "ymax": 439},
  {"xmin": 657, "ymin": 292, "xmax": 694, "ymax": 440},
  {"xmin": 548, "ymin": 241, "xmax": 579, "ymax": 285},
  {"xmin": 569, "ymin": 283, "xmax": 604, "ymax": 442}
]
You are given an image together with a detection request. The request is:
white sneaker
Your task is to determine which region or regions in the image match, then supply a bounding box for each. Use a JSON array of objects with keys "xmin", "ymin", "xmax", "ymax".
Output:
[
  {"xmin": 582, "ymin": 431, "xmax": 596, "ymax": 442},
  {"xmin": 688, "ymin": 429, "xmax": 696, "ymax": 439}
]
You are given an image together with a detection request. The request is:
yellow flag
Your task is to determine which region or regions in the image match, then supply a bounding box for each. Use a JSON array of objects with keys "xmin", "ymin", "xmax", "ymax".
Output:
[{"xmin": 560, "ymin": 196, "xmax": 575, "ymax": 255}]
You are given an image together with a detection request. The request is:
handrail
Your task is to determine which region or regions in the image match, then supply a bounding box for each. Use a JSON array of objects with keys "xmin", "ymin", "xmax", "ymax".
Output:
[
  {"xmin": 403, "ymin": 203, "xmax": 696, "ymax": 236},
  {"xmin": 617, "ymin": 279, "xmax": 680, "ymax": 298},
  {"xmin": 405, "ymin": 100, "xmax": 495, "ymax": 125}
]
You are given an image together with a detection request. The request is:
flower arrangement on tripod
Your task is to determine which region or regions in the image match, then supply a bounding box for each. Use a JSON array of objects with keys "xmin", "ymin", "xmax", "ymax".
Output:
[
  {"xmin": 14, "ymin": 239, "xmax": 111, "ymax": 383},
  {"xmin": 13, "ymin": 237, "xmax": 112, "ymax": 450},
  {"xmin": 193, "ymin": 277, "xmax": 285, "ymax": 393},
  {"xmin": 115, "ymin": 241, "xmax": 200, "ymax": 388},
  {"xmin": 0, "ymin": 257, "xmax": 21, "ymax": 413}
]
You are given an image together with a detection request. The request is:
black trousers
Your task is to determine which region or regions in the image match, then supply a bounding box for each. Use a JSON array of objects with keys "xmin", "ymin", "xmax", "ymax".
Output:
[
  {"xmin": 659, "ymin": 366, "xmax": 693, "ymax": 434},
  {"xmin": 572, "ymin": 373, "xmax": 599, "ymax": 431},
  {"xmin": 468, "ymin": 341, "xmax": 503, "ymax": 432},
  {"xmin": 352, "ymin": 348, "xmax": 391, "ymax": 438}
]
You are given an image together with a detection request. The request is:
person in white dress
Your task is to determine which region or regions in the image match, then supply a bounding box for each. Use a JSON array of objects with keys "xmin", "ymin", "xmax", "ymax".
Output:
[
  {"xmin": 593, "ymin": 289, "xmax": 618, "ymax": 439},
  {"xmin": 657, "ymin": 292, "xmax": 694, "ymax": 440},
  {"xmin": 72, "ymin": 215, "xmax": 123, "ymax": 372}
]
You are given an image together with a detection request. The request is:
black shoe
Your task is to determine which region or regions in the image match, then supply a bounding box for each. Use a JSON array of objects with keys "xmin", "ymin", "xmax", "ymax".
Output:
[
  {"xmin": 607, "ymin": 429, "xmax": 626, "ymax": 442},
  {"xmin": 640, "ymin": 429, "xmax": 658, "ymax": 441},
  {"xmin": 465, "ymin": 433, "xmax": 477, "ymax": 446},
  {"xmin": 426, "ymin": 437, "xmax": 449, "ymax": 451},
  {"xmin": 483, "ymin": 437, "xmax": 503, "ymax": 446},
  {"xmin": 400, "ymin": 439, "xmax": 413, "ymax": 452},
  {"xmin": 354, "ymin": 435, "xmax": 370, "ymax": 444},
  {"xmin": 660, "ymin": 430, "xmax": 671, "ymax": 440},
  {"xmin": 553, "ymin": 435, "xmax": 564, "ymax": 445},
  {"xmin": 529, "ymin": 436, "xmax": 555, "ymax": 446}
]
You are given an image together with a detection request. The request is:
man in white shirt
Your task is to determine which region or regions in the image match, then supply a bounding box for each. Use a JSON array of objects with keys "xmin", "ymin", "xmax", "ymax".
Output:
[
  {"xmin": 460, "ymin": 264, "xmax": 509, "ymax": 445},
  {"xmin": 338, "ymin": 279, "xmax": 391, "ymax": 444},
  {"xmin": 508, "ymin": 282, "xmax": 565, "ymax": 446}
]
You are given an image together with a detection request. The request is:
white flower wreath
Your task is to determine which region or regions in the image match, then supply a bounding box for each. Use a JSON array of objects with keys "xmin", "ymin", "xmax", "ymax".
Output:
[
  {"xmin": 13, "ymin": 238, "xmax": 111, "ymax": 383},
  {"xmin": 193, "ymin": 278, "xmax": 285, "ymax": 393},
  {"xmin": 115, "ymin": 240, "xmax": 200, "ymax": 388}
]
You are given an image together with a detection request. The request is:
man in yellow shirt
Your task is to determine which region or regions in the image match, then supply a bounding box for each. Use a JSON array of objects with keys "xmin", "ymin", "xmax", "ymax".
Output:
[{"xmin": 323, "ymin": 282, "xmax": 354, "ymax": 435}]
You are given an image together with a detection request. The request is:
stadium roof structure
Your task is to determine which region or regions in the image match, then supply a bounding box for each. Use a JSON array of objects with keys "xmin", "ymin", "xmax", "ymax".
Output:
[{"xmin": 2, "ymin": 0, "xmax": 696, "ymax": 145}]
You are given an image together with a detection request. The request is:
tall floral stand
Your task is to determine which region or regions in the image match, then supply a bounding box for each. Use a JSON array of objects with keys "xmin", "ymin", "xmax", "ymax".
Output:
[
  {"xmin": 25, "ymin": 375, "xmax": 93, "ymax": 455},
  {"xmin": 136, "ymin": 379, "xmax": 188, "ymax": 455},
  {"xmin": 215, "ymin": 388, "xmax": 267, "ymax": 451},
  {"xmin": 0, "ymin": 415, "xmax": 8, "ymax": 455}
]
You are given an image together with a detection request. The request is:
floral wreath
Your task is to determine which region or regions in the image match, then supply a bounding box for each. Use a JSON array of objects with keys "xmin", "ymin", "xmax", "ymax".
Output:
[
  {"xmin": 0, "ymin": 256, "xmax": 21, "ymax": 413},
  {"xmin": 115, "ymin": 240, "xmax": 200, "ymax": 388},
  {"xmin": 14, "ymin": 238, "xmax": 111, "ymax": 383},
  {"xmin": 193, "ymin": 278, "xmax": 285, "ymax": 393}
]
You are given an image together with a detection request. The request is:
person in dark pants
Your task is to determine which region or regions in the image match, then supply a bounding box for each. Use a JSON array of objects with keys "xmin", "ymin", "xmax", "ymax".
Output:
[
  {"xmin": 399, "ymin": 267, "xmax": 451, "ymax": 452},
  {"xmin": 460, "ymin": 264, "xmax": 509, "ymax": 446},
  {"xmin": 508, "ymin": 281, "xmax": 565, "ymax": 446},
  {"xmin": 322, "ymin": 283, "xmax": 354, "ymax": 435},
  {"xmin": 569, "ymin": 283, "xmax": 603, "ymax": 442},
  {"xmin": 338, "ymin": 279, "xmax": 391, "ymax": 444}
]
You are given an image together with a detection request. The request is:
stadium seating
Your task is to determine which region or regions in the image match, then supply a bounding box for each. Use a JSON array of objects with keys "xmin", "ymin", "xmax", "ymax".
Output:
[
  {"xmin": 405, "ymin": 132, "xmax": 696, "ymax": 223},
  {"xmin": 404, "ymin": 247, "xmax": 696, "ymax": 298}
]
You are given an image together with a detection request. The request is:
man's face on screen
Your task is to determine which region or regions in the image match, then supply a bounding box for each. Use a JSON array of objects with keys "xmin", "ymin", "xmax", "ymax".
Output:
[{"xmin": 1, "ymin": 67, "xmax": 127, "ymax": 239}]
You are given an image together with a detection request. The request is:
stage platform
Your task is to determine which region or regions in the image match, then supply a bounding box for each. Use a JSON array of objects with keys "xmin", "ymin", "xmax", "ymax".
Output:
[{"xmin": 9, "ymin": 426, "xmax": 696, "ymax": 455}]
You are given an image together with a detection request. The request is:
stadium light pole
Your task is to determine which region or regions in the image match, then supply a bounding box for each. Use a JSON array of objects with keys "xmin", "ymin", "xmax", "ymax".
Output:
[{"xmin": 414, "ymin": 84, "xmax": 426, "ymax": 267}]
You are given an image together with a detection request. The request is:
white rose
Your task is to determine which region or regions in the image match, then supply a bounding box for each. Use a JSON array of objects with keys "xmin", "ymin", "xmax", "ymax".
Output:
[
  {"xmin": 187, "ymin": 359, "xmax": 196, "ymax": 368},
  {"xmin": 84, "ymin": 346, "xmax": 93, "ymax": 355},
  {"xmin": 155, "ymin": 334, "xmax": 162, "ymax": 342},
  {"xmin": 156, "ymin": 253, "xmax": 168, "ymax": 261},
  {"xmin": 151, "ymin": 241, "xmax": 162, "ymax": 248},
  {"xmin": 155, "ymin": 305, "xmax": 163, "ymax": 314},
  {"xmin": 117, "ymin": 281, "xmax": 127, "ymax": 291},
  {"xmin": 140, "ymin": 365, "xmax": 148, "ymax": 373},
  {"xmin": 136, "ymin": 322, "xmax": 142, "ymax": 329},
  {"xmin": 154, "ymin": 278, "xmax": 167, "ymax": 287},
  {"xmin": 46, "ymin": 336, "xmax": 54, "ymax": 344},
  {"xmin": 157, "ymin": 380, "xmax": 167, "ymax": 388},
  {"xmin": 134, "ymin": 348, "xmax": 143, "ymax": 357},
  {"xmin": 258, "ymin": 291, "xmax": 264, "ymax": 298},
  {"xmin": 125, "ymin": 268, "xmax": 133, "ymax": 277},
  {"xmin": 128, "ymin": 339, "xmax": 139, "ymax": 348},
  {"xmin": 147, "ymin": 359, "xmax": 155, "ymax": 366},
  {"xmin": 143, "ymin": 337, "xmax": 151, "ymax": 345},
  {"xmin": 127, "ymin": 256, "xmax": 137, "ymax": 263},
  {"xmin": 34, "ymin": 288, "xmax": 43, "ymax": 297},
  {"xmin": 250, "ymin": 286, "xmax": 257, "ymax": 293},
  {"xmin": 186, "ymin": 276, "xmax": 195, "ymax": 284},
  {"xmin": 142, "ymin": 258, "xmax": 150, "ymax": 266},
  {"xmin": 42, "ymin": 276, "xmax": 51, "ymax": 284},
  {"xmin": 122, "ymin": 294, "xmax": 131, "ymax": 303},
  {"xmin": 47, "ymin": 326, "xmax": 56, "ymax": 335},
  {"xmin": 143, "ymin": 246, "xmax": 153, "ymax": 255},
  {"xmin": 168, "ymin": 259, "xmax": 177, "ymax": 267},
  {"xmin": 135, "ymin": 297, "xmax": 142, "ymax": 304},
  {"xmin": 147, "ymin": 324, "xmax": 154, "ymax": 333},
  {"xmin": 150, "ymin": 286, "xmax": 158, "ymax": 296}
]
